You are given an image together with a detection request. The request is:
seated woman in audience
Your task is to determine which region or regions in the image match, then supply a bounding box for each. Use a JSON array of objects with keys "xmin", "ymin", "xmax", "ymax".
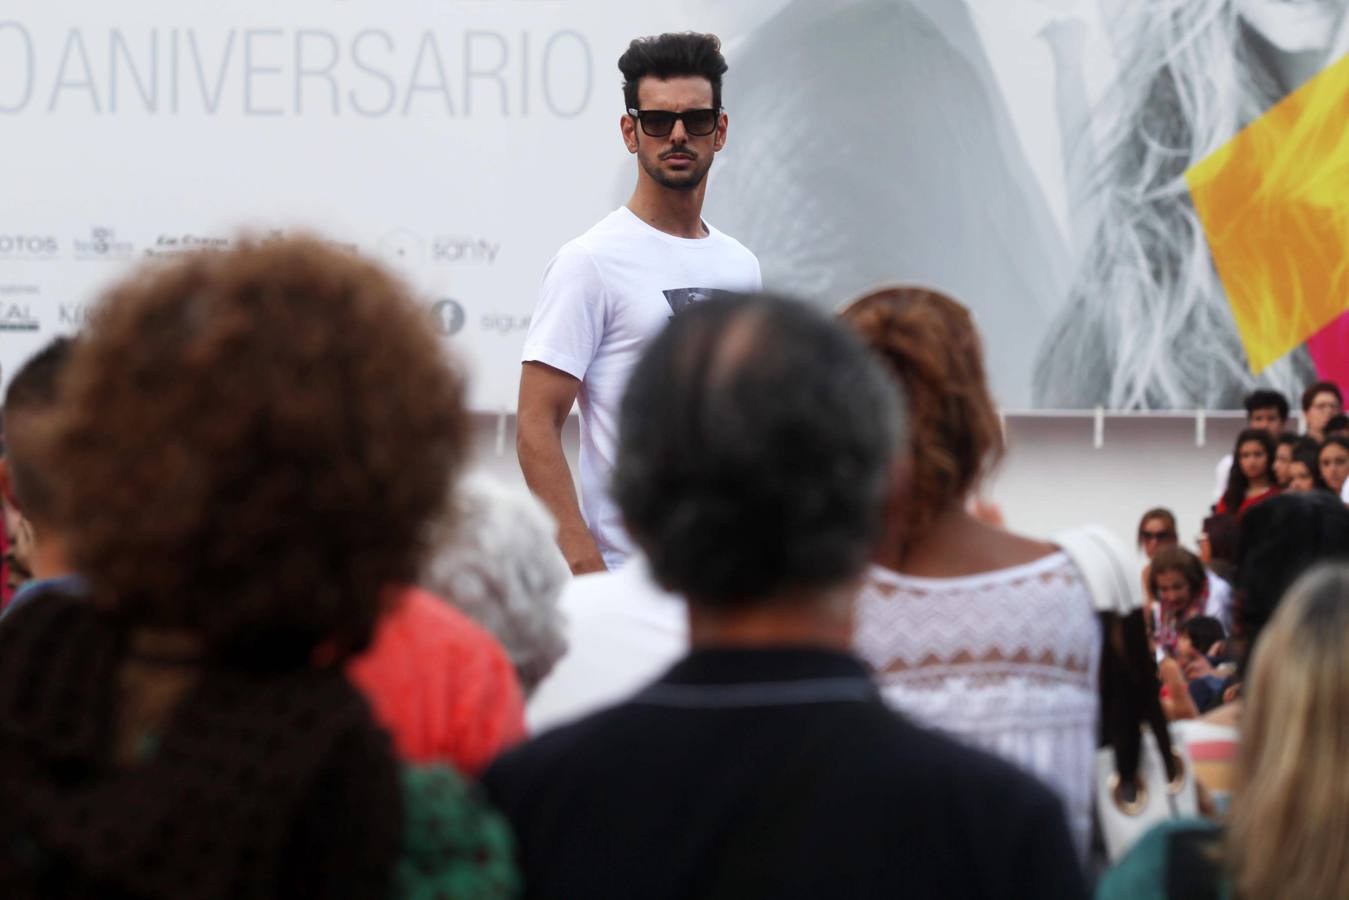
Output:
[
  {"xmin": 843, "ymin": 287, "xmax": 1107, "ymax": 861},
  {"xmin": 1147, "ymin": 545, "xmax": 1208, "ymax": 657},
  {"xmin": 1273, "ymin": 433, "xmax": 1299, "ymax": 488},
  {"xmin": 0, "ymin": 238, "xmax": 516, "ymax": 898},
  {"xmin": 420, "ymin": 472, "xmax": 570, "ymax": 697},
  {"xmin": 1213, "ymin": 429, "xmax": 1278, "ymax": 516},
  {"xmin": 1318, "ymin": 435, "xmax": 1349, "ymax": 499},
  {"xmin": 1136, "ymin": 508, "xmax": 1177, "ymax": 559},
  {"xmin": 1100, "ymin": 563, "xmax": 1349, "ymax": 899}
]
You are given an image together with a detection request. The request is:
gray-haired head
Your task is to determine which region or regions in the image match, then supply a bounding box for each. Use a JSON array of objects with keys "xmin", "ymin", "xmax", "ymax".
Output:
[
  {"xmin": 421, "ymin": 472, "xmax": 570, "ymax": 695},
  {"xmin": 612, "ymin": 294, "xmax": 907, "ymax": 608}
]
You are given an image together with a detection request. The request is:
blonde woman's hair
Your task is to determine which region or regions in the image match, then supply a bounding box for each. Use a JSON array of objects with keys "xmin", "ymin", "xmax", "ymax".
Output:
[
  {"xmin": 1228, "ymin": 563, "xmax": 1349, "ymax": 899},
  {"xmin": 1034, "ymin": 0, "xmax": 1319, "ymax": 408}
]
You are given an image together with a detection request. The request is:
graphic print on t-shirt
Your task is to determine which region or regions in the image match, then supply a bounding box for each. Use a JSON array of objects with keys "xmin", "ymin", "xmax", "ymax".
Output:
[{"xmin": 662, "ymin": 287, "xmax": 741, "ymax": 316}]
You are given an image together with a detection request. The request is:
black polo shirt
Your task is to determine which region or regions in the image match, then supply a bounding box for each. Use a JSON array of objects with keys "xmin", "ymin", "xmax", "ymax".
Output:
[{"xmin": 483, "ymin": 646, "xmax": 1088, "ymax": 899}]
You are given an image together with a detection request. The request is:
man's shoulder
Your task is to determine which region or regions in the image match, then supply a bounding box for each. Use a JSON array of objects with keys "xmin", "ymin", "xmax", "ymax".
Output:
[
  {"xmin": 703, "ymin": 223, "xmax": 760, "ymax": 266},
  {"xmin": 500, "ymin": 689, "xmax": 1061, "ymax": 811},
  {"xmin": 561, "ymin": 208, "xmax": 638, "ymax": 255}
]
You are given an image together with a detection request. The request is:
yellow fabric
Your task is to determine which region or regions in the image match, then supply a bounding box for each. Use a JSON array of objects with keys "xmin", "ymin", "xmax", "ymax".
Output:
[{"xmin": 1187, "ymin": 53, "xmax": 1349, "ymax": 374}]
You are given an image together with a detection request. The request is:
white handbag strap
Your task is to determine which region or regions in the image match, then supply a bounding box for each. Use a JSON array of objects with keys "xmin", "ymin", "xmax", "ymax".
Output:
[{"xmin": 1053, "ymin": 525, "xmax": 1143, "ymax": 616}]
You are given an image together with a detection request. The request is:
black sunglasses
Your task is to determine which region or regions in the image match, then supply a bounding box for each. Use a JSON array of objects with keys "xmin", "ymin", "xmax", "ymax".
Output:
[
  {"xmin": 627, "ymin": 107, "xmax": 721, "ymax": 138},
  {"xmin": 1139, "ymin": 529, "xmax": 1175, "ymax": 542}
]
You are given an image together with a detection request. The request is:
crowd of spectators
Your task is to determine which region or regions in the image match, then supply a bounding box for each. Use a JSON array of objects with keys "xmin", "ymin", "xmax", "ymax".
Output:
[{"xmin": 0, "ymin": 237, "xmax": 1347, "ymax": 898}]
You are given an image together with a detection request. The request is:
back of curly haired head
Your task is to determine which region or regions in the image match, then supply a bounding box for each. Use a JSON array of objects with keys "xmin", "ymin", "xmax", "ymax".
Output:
[
  {"xmin": 612, "ymin": 295, "xmax": 904, "ymax": 607},
  {"xmin": 618, "ymin": 32, "xmax": 728, "ymax": 111},
  {"xmin": 41, "ymin": 237, "xmax": 469, "ymax": 669},
  {"xmin": 841, "ymin": 287, "xmax": 1004, "ymax": 548}
]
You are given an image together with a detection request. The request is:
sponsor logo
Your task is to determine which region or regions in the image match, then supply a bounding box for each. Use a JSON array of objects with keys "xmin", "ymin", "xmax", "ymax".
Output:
[
  {"xmin": 144, "ymin": 234, "xmax": 231, "ymax": 257},
  {"xmin": 662, "ymin": 287, "xmax": 740, "ymax": 316},
  {"xmin": 59, "ymin": 303, "xmax": 92, "ymax": 327},
  {"xmin": 0, "ymin": 284, "xmax": 40, "ymax": 296},
  {"xmin": 0, "ymin": 235, "xmax": 59, "ymax": 260},
  {"xmin": 431, "ymin": 299, "xmax": 466, "ymax": 336},
  {"xmin": 73, "ymin": 227, "xmax": 134, "ymax": 260},
  {"xmin": 432, "ymin": 236, "xmax": 500, "ymax": 265},
  {"xmin": 481, "ymin": 312, "xmax": 530, "ymax": 335},
  {"xmin": 263, "ymin": 230, "xmax": 359, "ymax": 255},
  {"xmin": 379, "ymin": 229, "xmax": 425, "ymax": 267},
  {"xmin": 0, "ymin": 303, "xmax": 39, "ymax": 332}
]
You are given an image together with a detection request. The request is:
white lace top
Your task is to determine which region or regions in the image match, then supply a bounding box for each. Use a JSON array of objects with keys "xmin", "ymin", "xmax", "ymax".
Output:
[{"xmin": 854, "ymin": 552, "xmax": 1101, "ymax": 859}]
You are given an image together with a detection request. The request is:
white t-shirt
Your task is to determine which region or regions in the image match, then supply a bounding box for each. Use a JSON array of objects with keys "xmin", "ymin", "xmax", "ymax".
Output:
[
  {"xmin": 526, "ymin": 557, "xmax": 687, "ymax": 734},
  {"xmin": 1213, "ymin": 453, "xmax": 1232, "ymax": 502},
  {"xmin": 521, "ymin": 206, "xmax": 761, "ymax": 569},
  {"xmin": 1204, "ymin": 570, "xmax": 1234, "ymax": 635}
]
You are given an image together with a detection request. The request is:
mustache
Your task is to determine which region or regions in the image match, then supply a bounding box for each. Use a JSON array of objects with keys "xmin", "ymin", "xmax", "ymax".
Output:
[{"xmin": 660, "ymin": 148, "xmax": 698, "ymax": 161}]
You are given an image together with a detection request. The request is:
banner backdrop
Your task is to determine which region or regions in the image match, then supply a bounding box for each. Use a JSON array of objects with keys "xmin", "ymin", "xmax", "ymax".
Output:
[{"xmin": 3, "ymin": 0, "xmax": 1347, "ymax": 411}]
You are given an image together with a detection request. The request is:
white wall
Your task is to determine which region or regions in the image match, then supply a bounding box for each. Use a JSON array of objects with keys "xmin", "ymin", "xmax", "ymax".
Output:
[{"xmin": 467, "ymin": 411, "xmax": 1253, "ymax": 556}]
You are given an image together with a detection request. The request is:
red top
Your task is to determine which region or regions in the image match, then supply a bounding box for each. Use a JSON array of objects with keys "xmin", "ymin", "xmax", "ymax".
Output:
[
  {"xmin": 347, "ymin": 586, "xmax": 526, "ymax": 775},
  {"xmin": 1214, "ymin": 486, "xmax": 1279, "ymax": 517}
]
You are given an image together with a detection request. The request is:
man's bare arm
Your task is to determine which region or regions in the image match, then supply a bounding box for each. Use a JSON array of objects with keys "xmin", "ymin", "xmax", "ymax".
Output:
[{"xmin": 517, "ymin": 361, "xmax": 607, "ymax": 575}]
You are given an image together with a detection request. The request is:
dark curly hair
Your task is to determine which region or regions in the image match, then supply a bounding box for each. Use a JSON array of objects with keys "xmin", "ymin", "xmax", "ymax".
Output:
[
  {"xmin": 42, "ymin": 236, "xmax": 469, "ymax": 669},
  {"xmin": 612, "ymin": 295, "xmax": 904, "ymax": 607},
  {"xmin": 840, "ymin": 287, "xmax": 1004, "ymax": 549},
  {"xmin": 618, "ymin": 32, "xmax": 728, "ymax": 111}
]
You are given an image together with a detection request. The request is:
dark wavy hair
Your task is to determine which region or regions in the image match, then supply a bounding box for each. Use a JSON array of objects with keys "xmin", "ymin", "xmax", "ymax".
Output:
[
  {"xmin": 1235, "ymin": 492, "xmax": 1349, "ymax": 674},
  {"xmin": 613, "ymin": 295, "xmax": 904, "ymax": 607},
  {"xmin": 618, "ymin": 32, "xmax": 728, "ymax": 111},
  {"xmin": 1222, "ymin": 428, "xmax": 1276, "ymax": 514},
  {"xmin": 840, "ymin": 287, "xmax": 1004, "ymax": 551},
  {"xmin": 42, "ymin": 236, "xmax": 469, "ymax": 669}
]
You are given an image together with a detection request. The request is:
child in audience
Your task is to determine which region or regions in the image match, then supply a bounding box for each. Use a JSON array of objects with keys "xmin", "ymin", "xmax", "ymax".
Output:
[{"xmin": 1175, "ymin": 616, "xmax": 1230, "ymax": 714}]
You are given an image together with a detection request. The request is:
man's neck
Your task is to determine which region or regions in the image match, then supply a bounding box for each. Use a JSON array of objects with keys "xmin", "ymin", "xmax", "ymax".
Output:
[
  {"xmin": 686, "ymin": 581, "xmax": 857, "ymax": 652},
  {"xmin": 626, "ymin": 178, "xmax": 709, "ymax": 240},
  {"xmin": 29, "ymin": 534, "xmax": 72, "ymax": 582}
]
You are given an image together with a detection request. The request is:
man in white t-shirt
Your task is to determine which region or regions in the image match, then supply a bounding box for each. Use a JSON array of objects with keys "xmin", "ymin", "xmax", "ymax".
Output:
[{"xmin": 517, "ymin": 33, "xmax": 761, "ymax": 573}]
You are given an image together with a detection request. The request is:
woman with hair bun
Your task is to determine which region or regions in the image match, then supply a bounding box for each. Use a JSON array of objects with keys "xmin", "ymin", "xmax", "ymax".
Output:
[{"xmin": 843, "ymin": 286, "xmax": 1109, "ymax": 861}]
